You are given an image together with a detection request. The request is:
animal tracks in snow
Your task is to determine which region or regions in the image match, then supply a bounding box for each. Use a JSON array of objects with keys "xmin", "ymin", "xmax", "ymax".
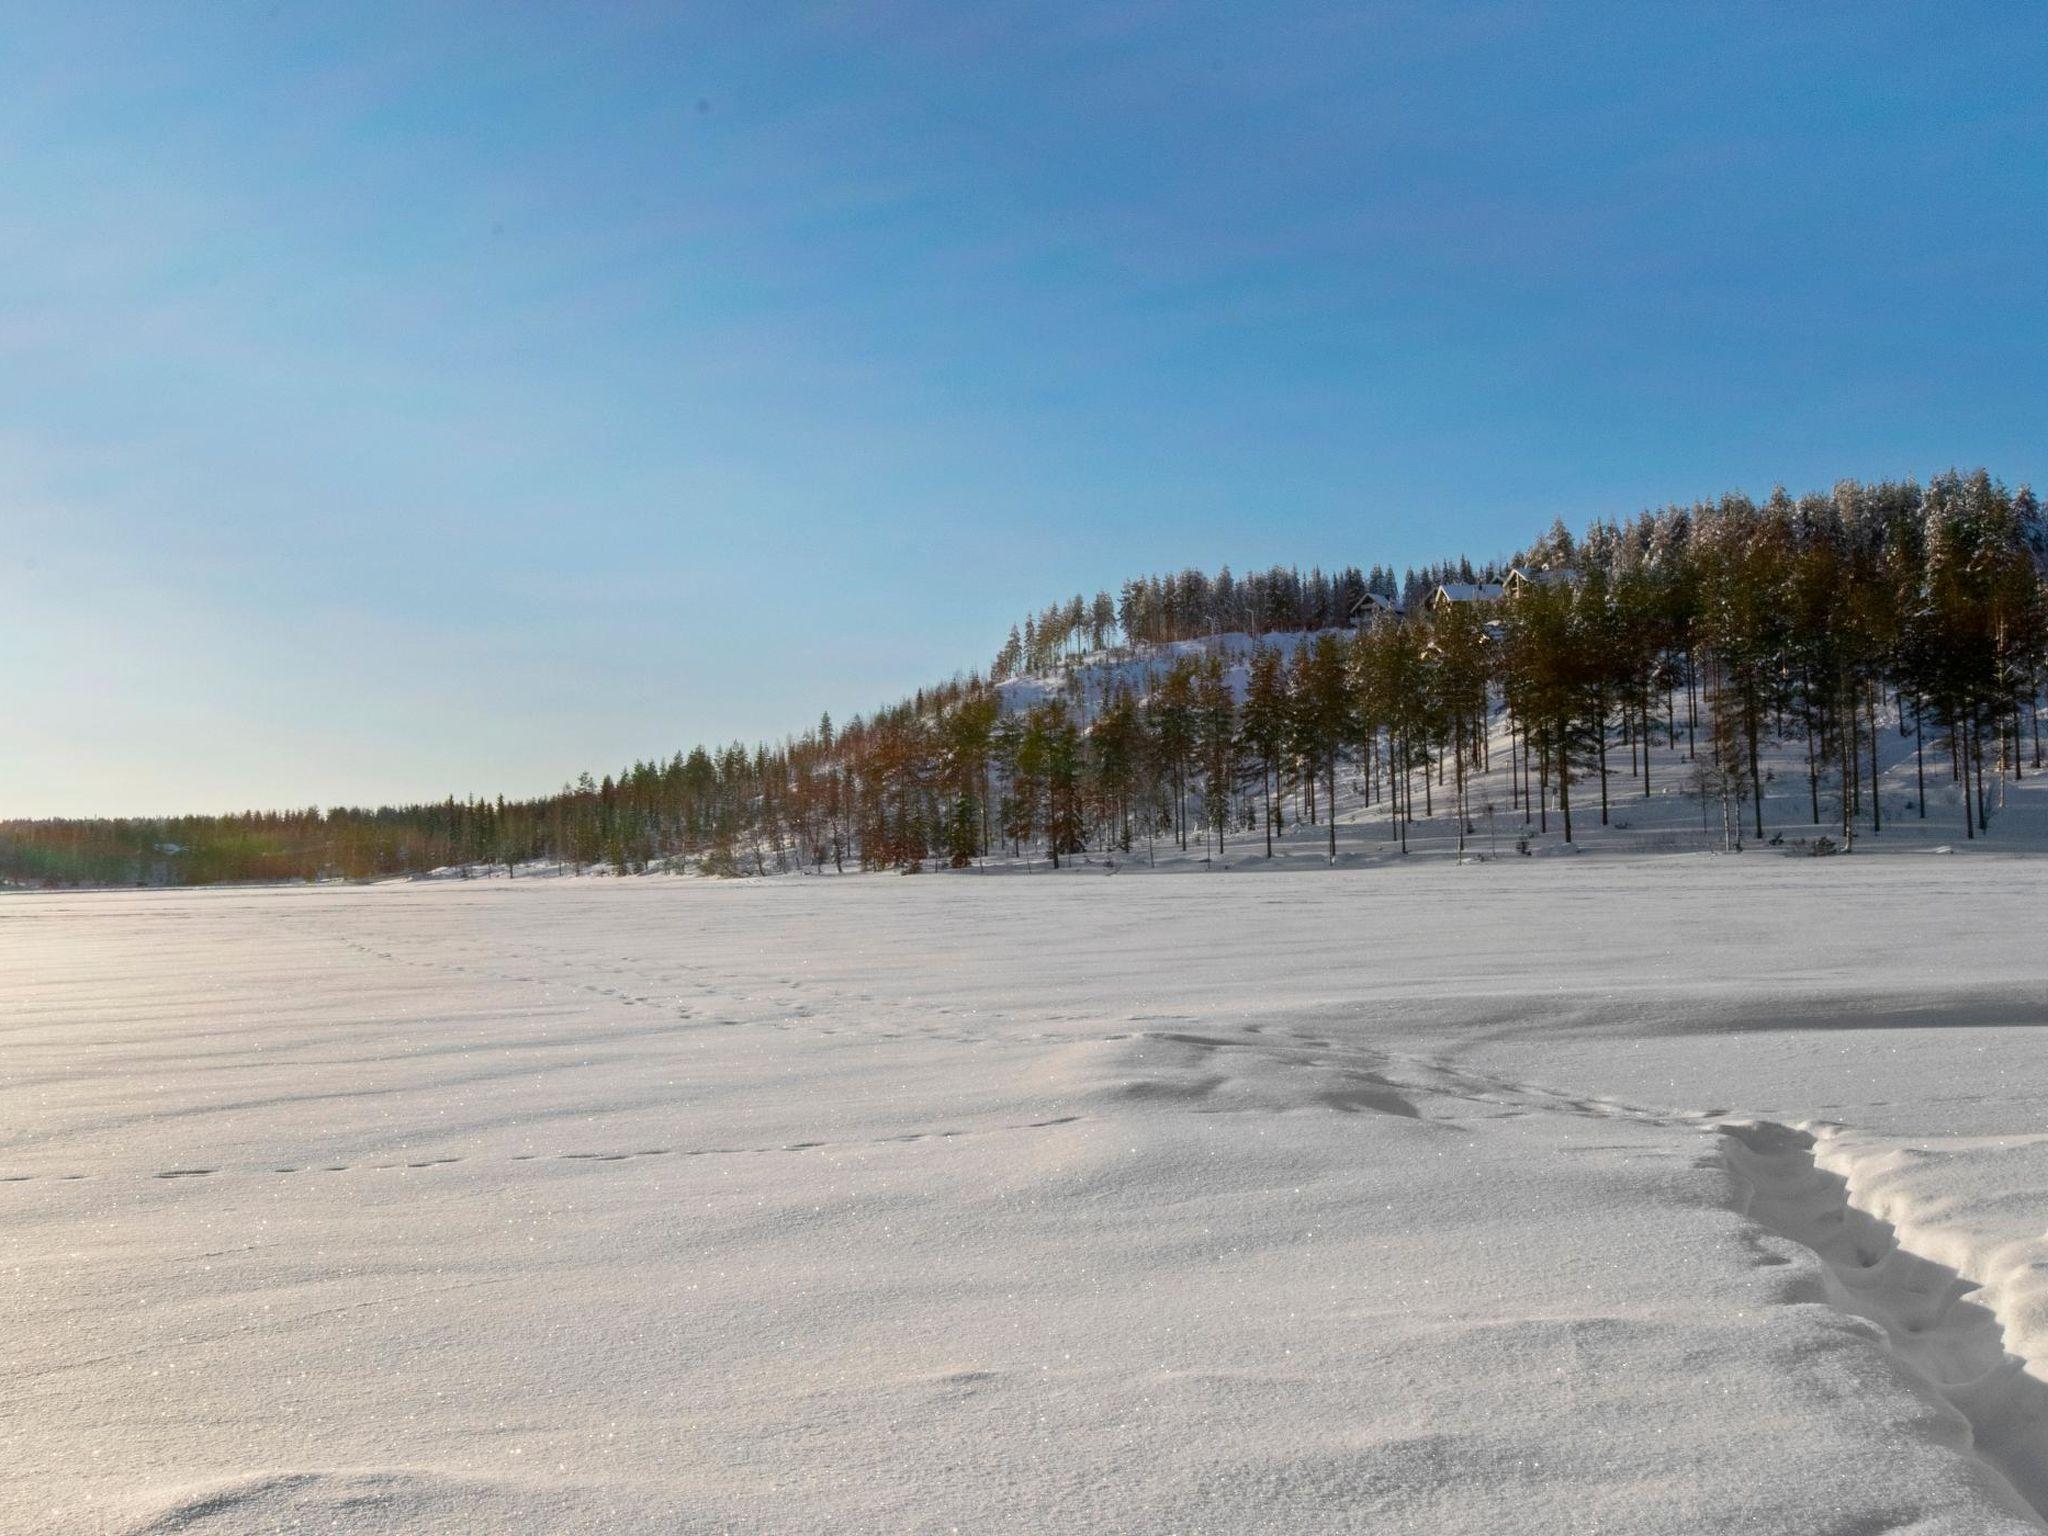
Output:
[
  {"xmin": 1044, "ymin": 1024, "xmax": 1714, "ymax": 1135},
  {"xmin": 0, "ymin": 1114, "xmax": 1090, "ymax": 1189}
]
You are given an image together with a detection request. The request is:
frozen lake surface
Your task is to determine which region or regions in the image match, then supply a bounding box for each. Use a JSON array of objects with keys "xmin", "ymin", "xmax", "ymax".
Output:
[{"xmin": 5, "ymin": 860, "xmax": 2047, "ymax": 1533}]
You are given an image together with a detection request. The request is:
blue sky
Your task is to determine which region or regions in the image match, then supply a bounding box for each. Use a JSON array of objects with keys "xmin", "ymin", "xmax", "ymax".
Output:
[{"xmin": 5, "ymin": 2, "xmax": 2044, "ymax": 816}]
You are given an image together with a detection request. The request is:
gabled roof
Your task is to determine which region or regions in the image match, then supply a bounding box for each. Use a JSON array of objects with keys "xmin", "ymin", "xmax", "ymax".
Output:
[
  {"xmin": 1429, "ymin": 581, "xmax": 1505, "ymax": 607},
  {"xmin": 1503, "ymin": 566, "xmax": 1578, "ymax": 593},
  {"xmin": 1349, "ymin": 591, "xmax": 1406, "ymax": 621}
]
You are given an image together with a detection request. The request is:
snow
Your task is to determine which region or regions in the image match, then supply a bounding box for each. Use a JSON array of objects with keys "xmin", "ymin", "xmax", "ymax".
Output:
[
  {"xmin": 992, "ymin": 631, "xmax": 1319, "ymax": 715},
  {"xmin": 4, "ymin": 860, "xmax": 2047, "ymax": 1532}
]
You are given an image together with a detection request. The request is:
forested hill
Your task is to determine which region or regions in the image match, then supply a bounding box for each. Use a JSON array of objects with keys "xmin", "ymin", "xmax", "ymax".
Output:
[{"xmin": 6, "ymin": 469, "xmax": 2046, "ymax": 888}]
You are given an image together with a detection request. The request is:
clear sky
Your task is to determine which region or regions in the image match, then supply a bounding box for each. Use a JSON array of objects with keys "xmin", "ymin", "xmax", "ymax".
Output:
[{"xmin": 5, "ymin": 2, "xmax": 2044, "ymax": 817}]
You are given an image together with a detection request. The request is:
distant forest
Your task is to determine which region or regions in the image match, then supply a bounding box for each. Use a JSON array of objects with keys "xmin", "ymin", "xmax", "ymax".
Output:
[
  {"xmin": 988, "ymin": 559, "xmax": 1457, "ymax": 677},
  {"xmin": 5, "ymin": 469, "xmax": 2043, "ymax": 887}
]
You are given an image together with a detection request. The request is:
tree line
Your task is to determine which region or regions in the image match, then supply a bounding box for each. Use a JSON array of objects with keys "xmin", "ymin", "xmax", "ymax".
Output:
[
  {"xmin": 989, "ymin": 559, "xmax": 1492, "ymax": 678},
  {"xmin": 4, "ymin": 470, "xmax": 2041, "ymax": 887}
]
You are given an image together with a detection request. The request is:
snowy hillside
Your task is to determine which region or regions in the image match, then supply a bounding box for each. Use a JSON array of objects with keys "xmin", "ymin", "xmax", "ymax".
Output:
[
  {"xmin": 992, "ymin": 628, "xmax": 1342, "ymax": 716},
  {"xmin": 935, "ymin": 627, "xmax": 2047, "ymax": 870}
]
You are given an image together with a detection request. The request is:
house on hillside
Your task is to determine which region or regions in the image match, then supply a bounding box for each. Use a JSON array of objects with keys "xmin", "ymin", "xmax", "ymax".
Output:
[
  {"xmin": 1349, "ymin": 591, "xmax": 1407, "ymax": 625},
  {"xmin": 1501, "ymin": 566, "xmax": 1579, "ymax": 599},
  {"xmin": 1427, "ymin": 581, "xmax": 1505, "ymax": 613}
]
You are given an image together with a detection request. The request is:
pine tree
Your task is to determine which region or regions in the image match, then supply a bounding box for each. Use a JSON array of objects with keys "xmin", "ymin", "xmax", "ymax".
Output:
[
  {"xmin": 1193, "ymin": 654, "xmax": 1239, "ymax": 858},
  {"xmin": 1240, "ymin": 646, "xmax": 1289, "ymax": 857}
]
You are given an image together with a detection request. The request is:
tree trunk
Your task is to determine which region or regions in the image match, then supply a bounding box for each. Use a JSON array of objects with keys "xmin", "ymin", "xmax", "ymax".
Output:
[
  {"xmin": 1966, "ymin": 720, "xmax": 1982, "ymax": 835},
  {"xmin": 1326, "ymin": 754, "xmax": 1338, "ymax": 861},
  {"xmin": 1846, "ymin": 693, "xmax": 1860, "ymax": 822},
  {"xmin": 1456, "ymin": 732, "xmax": 1467, "ymax": 855},
  {"xmin": 1398, "ymin": 735, "xmax": 1409, "ymax": 854},
  {"xmin": 1388, "ymin": 732, "xmax": 1401, "ymax": 845},
  {"xmin": 1557, "ymin": 723, "xmax": 1574, "ymax": 844},
  {"xmin": 1685, "ymin": 649, "xmax": 1698, "ymax": 760},
  {"xmin": 1516, "ymin": 713, "xmax": 1529, "ymax": 818},
  {"xmin": 1803, "ymin": 672, "xmax": 1819, "ymax": 824},
  {"xmin": 1958, "ymin": 706, "xmax": 1973, "ymax": 839},
  {"xmin": 1843, "ymin": 696, "xmax": 1859, "ymax": 856},
  {"xmin": 1745, "ymin": 684, "xmax": 1764, "ymax": 842},
  {"xmin": 1509, "ymin": 712, "xmax": 1521, "ymax": 811},
  {"xmin": 1597, "ymin": 691, "xmax": 1610, "ymax": 826},
  {"xmin": 1805, "ymin": 710, "xmax": 1819, "ymax": 824},
  {"xmin": 1642, "ymin": 695, "xmax": 1652, "ymax": 798},
  {"xmin": 1913, "ymin": 699, "xmax": 1925, "ymax": 818}
]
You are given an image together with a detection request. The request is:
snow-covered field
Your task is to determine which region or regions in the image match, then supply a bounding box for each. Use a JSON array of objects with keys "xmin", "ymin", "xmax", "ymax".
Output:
[{"xmin": 5, "ymin": 862, "xmax": 2047, "ymax": 1533}]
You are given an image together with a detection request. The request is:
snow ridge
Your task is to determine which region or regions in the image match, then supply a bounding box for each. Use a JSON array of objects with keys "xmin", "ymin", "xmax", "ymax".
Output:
[{"xmin": 1720, "ymin": 1121, "xmax": 2048, "ymax": 1525}]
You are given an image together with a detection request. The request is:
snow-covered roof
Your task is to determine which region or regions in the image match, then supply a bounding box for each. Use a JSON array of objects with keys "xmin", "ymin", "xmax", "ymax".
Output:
[
  {"xmin": 1503, "ymin": 566, "xmax": 1578, "ymax": 593},
  {"xmin": 1349, "ymin": 591, "xmax": 1406, "ymax": 621},
  {"xmin": 1429, "ymin": 582, "xmax": 1505, "ymax": 607}
]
